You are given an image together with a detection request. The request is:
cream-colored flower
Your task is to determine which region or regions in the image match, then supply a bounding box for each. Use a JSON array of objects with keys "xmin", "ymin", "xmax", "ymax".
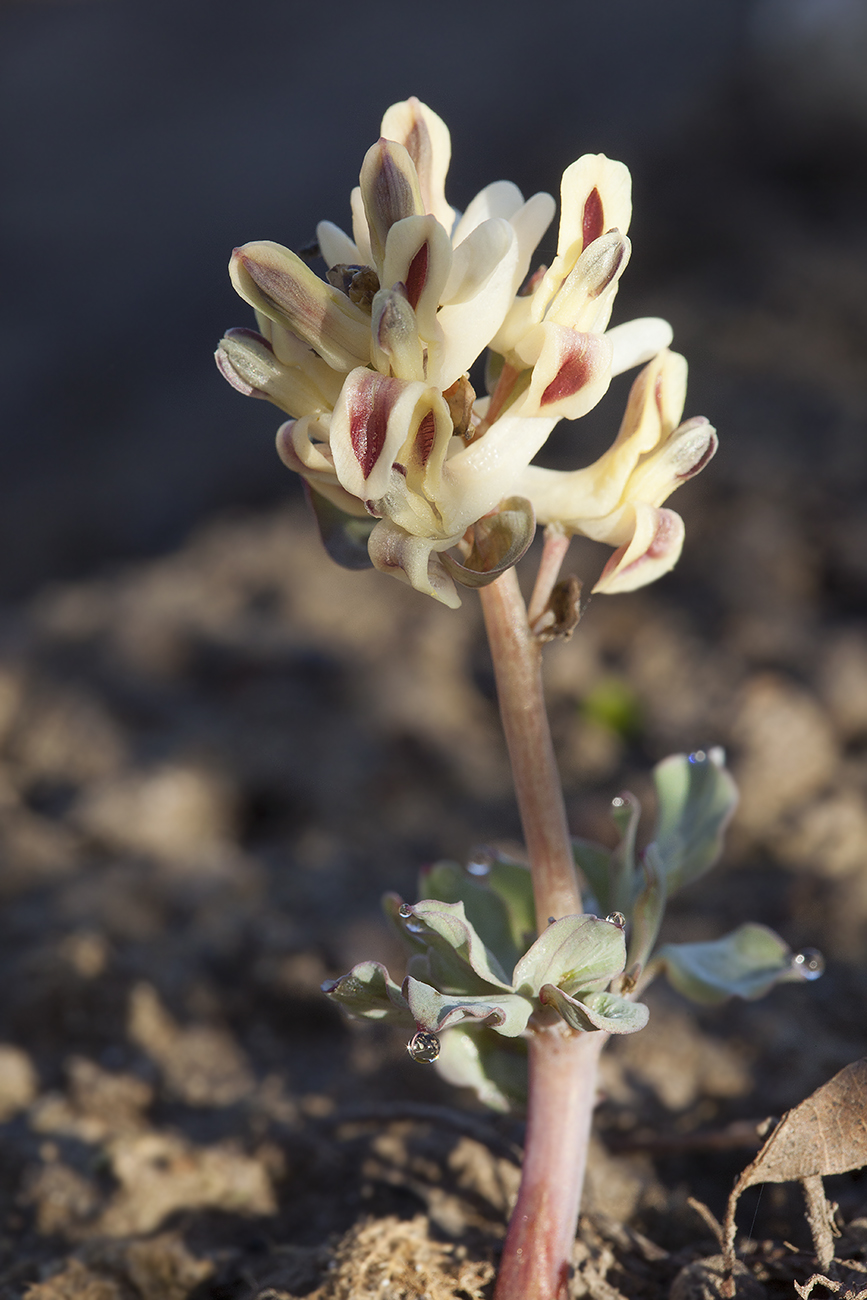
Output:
[
  {"xmin": 518, "ymin": 350, "xmax": 717, "ymax": 592},
  {"xmin": 216, "ymin": 97, "xmax": 710, "ymax": 606}
]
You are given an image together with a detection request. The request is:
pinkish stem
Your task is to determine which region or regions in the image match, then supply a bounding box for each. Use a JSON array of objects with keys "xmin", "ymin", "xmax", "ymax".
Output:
[
  {"xmin": 494, "ymin": 1029, "xmax": 605, "ymax": 1300},
  {"xmin": 479, "ymin": 567, "xmax": 581, "ymax": 926},
  {"xmin": 480, "ymin": 567, "xmax": 602, "ymax": 1300},
  {"xmin": 527, "ymin": 524, "xmax": 572, "ymax": 629}
]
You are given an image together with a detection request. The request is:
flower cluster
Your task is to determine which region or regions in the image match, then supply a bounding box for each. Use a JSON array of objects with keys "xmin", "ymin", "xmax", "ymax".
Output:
[{"xmin": 217, "ymin": 97, "xmax": 716, "ymax": 606}]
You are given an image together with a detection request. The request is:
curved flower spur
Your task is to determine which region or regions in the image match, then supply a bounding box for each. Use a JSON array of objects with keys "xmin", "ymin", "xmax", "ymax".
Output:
[{"xmin": 216, "ymin": 96, "xmax": 713, "ymax": 606}]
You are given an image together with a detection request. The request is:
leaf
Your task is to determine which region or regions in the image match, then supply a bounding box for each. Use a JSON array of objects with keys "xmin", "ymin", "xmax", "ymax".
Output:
[
  {"xmin": 486, "ymin": 855, "xmax": 537, "ymax": 954},
  {"xmin": 540, "ymin": 984, "xmax": 649, "ymax": 1034},
  {"xmin": 440, "ymin": 496, "xmax": 535, "ymax": 589},
  {"xmin": 650, "ymin": 749, "xmax": 738, "ymax": 894},
  {"xmin": 654, "ymin": 923, "xmax": 797, "ymax": 1005},
  {"xmin": 512, "ymin": 914, "xmax": 625, "ymax": 998},
  {"xmin": 434, "ymin": 1024, "xmax": 528, "ymax": 1112},
  {"xmin": 572, "ymin": 839, "xmax": 613, "ymax": 914},
  {"xmin": 385, "ymin": 896, "xmax": 513, "ymax": 992},
  {"xmin": 321, "ymin": 960, "xmax": 411, "ymax": 1024},
  {"xmin": 404, "ymin": 976, "xmax": 533, "ymax": 1037},
  {"xmin": 609, "ymin": 791, "xmax": 641, "ymax": 915},
  {"xmin": 734, "ymin": 1058, "xmax": 867, "ymax": 1188},
  {"xmin": 306, "ymin": 486, "xmax": 375, "ymax": 570},
  {"xmin": 419, "ymin": 860, "xmax": 521, "ymax": 979},
  {"xmin": 723, "ymin": 1059, "xmax": 867, "ymax": 1276},
  {"xmin": 627, "ymin": 844, "xmax": 666, "ymax": 973}
]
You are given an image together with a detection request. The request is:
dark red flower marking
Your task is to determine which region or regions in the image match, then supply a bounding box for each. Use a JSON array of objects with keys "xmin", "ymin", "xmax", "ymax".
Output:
[
  {"xmin": 541, "ymin": 338, "xmax": 593, "ymax": 406},
  {"xmin": 412, "ymin": 408, "xmax": 437, "ymax": 468},
  {"xmin": 349, "ymin": 376, "xmax": 401, "ymax": 479},
  {"xmin": 405, "ymin": 241, "xmax": 429, "ymax": 311},
  {"xmin": 582, "ymin": 187, "xmax": 604, "ymax": 248}
]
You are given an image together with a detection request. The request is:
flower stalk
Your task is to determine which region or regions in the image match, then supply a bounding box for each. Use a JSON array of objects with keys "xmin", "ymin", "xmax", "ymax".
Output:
[
  {"xmin": 479, "ymin": 567, "xmax": 581, "ymax": 927},
  {"xmin": 480, "ymin": 564, "xmax": 599, "ymax": 1299}
]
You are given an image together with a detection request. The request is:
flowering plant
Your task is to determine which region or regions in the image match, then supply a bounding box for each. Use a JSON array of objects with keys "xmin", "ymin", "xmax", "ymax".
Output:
[
  {"xmin": 217, "ymin": 99, "xmax": 822, "ymax": 1300},
  {"xmin": 217, "ymin": 96, "xmax": 714, "ymax": 607}
]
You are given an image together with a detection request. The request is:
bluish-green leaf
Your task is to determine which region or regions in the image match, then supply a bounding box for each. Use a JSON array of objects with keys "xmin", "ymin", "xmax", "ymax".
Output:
[
  {"xmin": 434, "ymin": 1024, "xmax": 528, "ymax": 1112},
  {"xmin": 419, "ymin": 860, "xmax": 521, "ymax": 979},
  {"xmin": 512, "ymin": 914, "xmax": 625, "ymax": 998},
  {"xmin": 404, "ymin": 976, "xmax": 533, "ymax": 1037},
  {"xmin": 627, "ymin": 844, "xmax": 666, "ymax": 973},
  {"xmin": 541, "ymin": 984, "xmax": 649, "ymax": 1034},
  {"xmin": 322, "ymin": 960, "xmax": 411, "ymax": 1024},
  {"xmin": 486, "ymin": 855, "xmax": 537, "ymax": 953},
  {"xmin": 572, "ymin": 839, "xmax": 612, "ymax": 914},
  {"xmin": 609, "ymin": 791, "xmax": 641, "ymax": 914},
  {"xmin": 385, "ymin": 896, "xmax": 512, "ymax": 993},
  {"xmin": 654, "ymin": 923, "xmax": 797, "ymax": 1005},
  {"xmin": 650, "ymin": 749, "xmax": 738, "ymax": 893}
]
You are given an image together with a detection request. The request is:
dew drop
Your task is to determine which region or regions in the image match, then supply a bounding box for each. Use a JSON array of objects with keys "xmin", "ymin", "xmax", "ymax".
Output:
[
  {"xmin": 606, "ymin": 912, "xmax": 626, "ymax": 929},
  {"xmin": 398, "ymin": 903, "xmax": 414, "ymax": 919},
  {"xmin": 611, "ymin": 796, "xmax": 626, "ymax": 808},
  {"xmin": 688, "ymin": 750, "xmax": 707, "ymax": 764},
  {"xmin": 407, "ymin": 1031, "xmax": 441, "ymax": 1064},
  {"xmin": 547, "ymin": 916, "xmax": 557, "ymax": 926},
  {"xmin": 466, "ymin": 847, "xmax": 494, "ymax": 877},
  {"xmin": 792, "ymin": 948, "xmax": 824, "ymax": 980}
]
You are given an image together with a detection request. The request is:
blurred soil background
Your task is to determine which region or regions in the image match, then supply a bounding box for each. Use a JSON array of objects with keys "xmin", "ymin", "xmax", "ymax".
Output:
[{"xmin": 1, "ymin": 1, "xmax": 867, "ymax": 1296}]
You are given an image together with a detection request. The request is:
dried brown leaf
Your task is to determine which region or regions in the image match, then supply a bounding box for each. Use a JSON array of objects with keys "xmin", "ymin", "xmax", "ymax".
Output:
[{"xmin": 723, "ymin": 1060, "xmax": 867, "ymax": 1287}]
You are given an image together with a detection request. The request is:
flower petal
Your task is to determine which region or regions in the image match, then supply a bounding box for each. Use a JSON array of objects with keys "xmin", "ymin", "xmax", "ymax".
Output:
[
  {"xmin": 315, "ymin": 219, "xmax": 361, "ymax": 269},
  {"xmin": 380, "ymin": 96, "xmax": 455, "ymax": 232},
  {"xmin": 592, "ymin": 504, "xmax": 685, "ymax": 594},
  {"xmin": 370, "ymin": 285, "xmax": 425, "ymax": 381},
  {"xmin": 359, "ymin": 138, "xmax": 425, "ymax": 273},
  {"xmin": 556, "ymin": 154, "xmax": 632, "ymax": 257},
  {"xmin": 381, "ymin": 214, "xmax": 452, "ymax": 345},
  {"xmin": 544, "ymin": 230, "xmax": 631, "ymax": 333},
  {"xmin": 435, "ymin": 220, "xmax": 520, "ymax": 389},
  {"xmin": 627, "ymin": 416, "xmax": 718, "ymax": 506},
  {"xmin": 329, "ymin": 368, "xmax": 446, "ymax": 502},
  {"xmin": 216, "ymin": 327, "xmax": 342, "ymax": 417},
  {"xmin": 230, "ymin": 241, "xmax": 370, "ymax": 372},
  {"xmin": 367, "ymin": 519, "xmax": 462, "ymax": 608},
  {"xmin": 514, "ymin": 323, "xmax": 614, "ymax": 420},
  {"xmin": 608, "ymin": 317, "xmax": 675, "ymax": 376}
]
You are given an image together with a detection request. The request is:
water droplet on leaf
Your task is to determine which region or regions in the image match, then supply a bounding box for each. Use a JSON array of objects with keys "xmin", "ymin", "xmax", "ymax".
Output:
[
  {"xmin": 688, "ymin": 750, "xmax": 707, "ymax": 764},
  {"xmin": 792, "ymin": 948, "xmax": 824, "ymax": 980},
  {"xmin": 606, "ymin": 912, "xmax": 626, "ymax": 928},
  {"xmin": 407, "ymin": 1031, "xmax": 440, "ymax": 1063},
  {"xmin": 547, "ymin": 916, "xmax": 556, "ymax": 926},
  {"xmin": 611, "ymin": 796, "xmax": 625, "ymax": 808},
  {"xmin": 398, "ymin": 903, "xmax": 414, "ymax": 919}
]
